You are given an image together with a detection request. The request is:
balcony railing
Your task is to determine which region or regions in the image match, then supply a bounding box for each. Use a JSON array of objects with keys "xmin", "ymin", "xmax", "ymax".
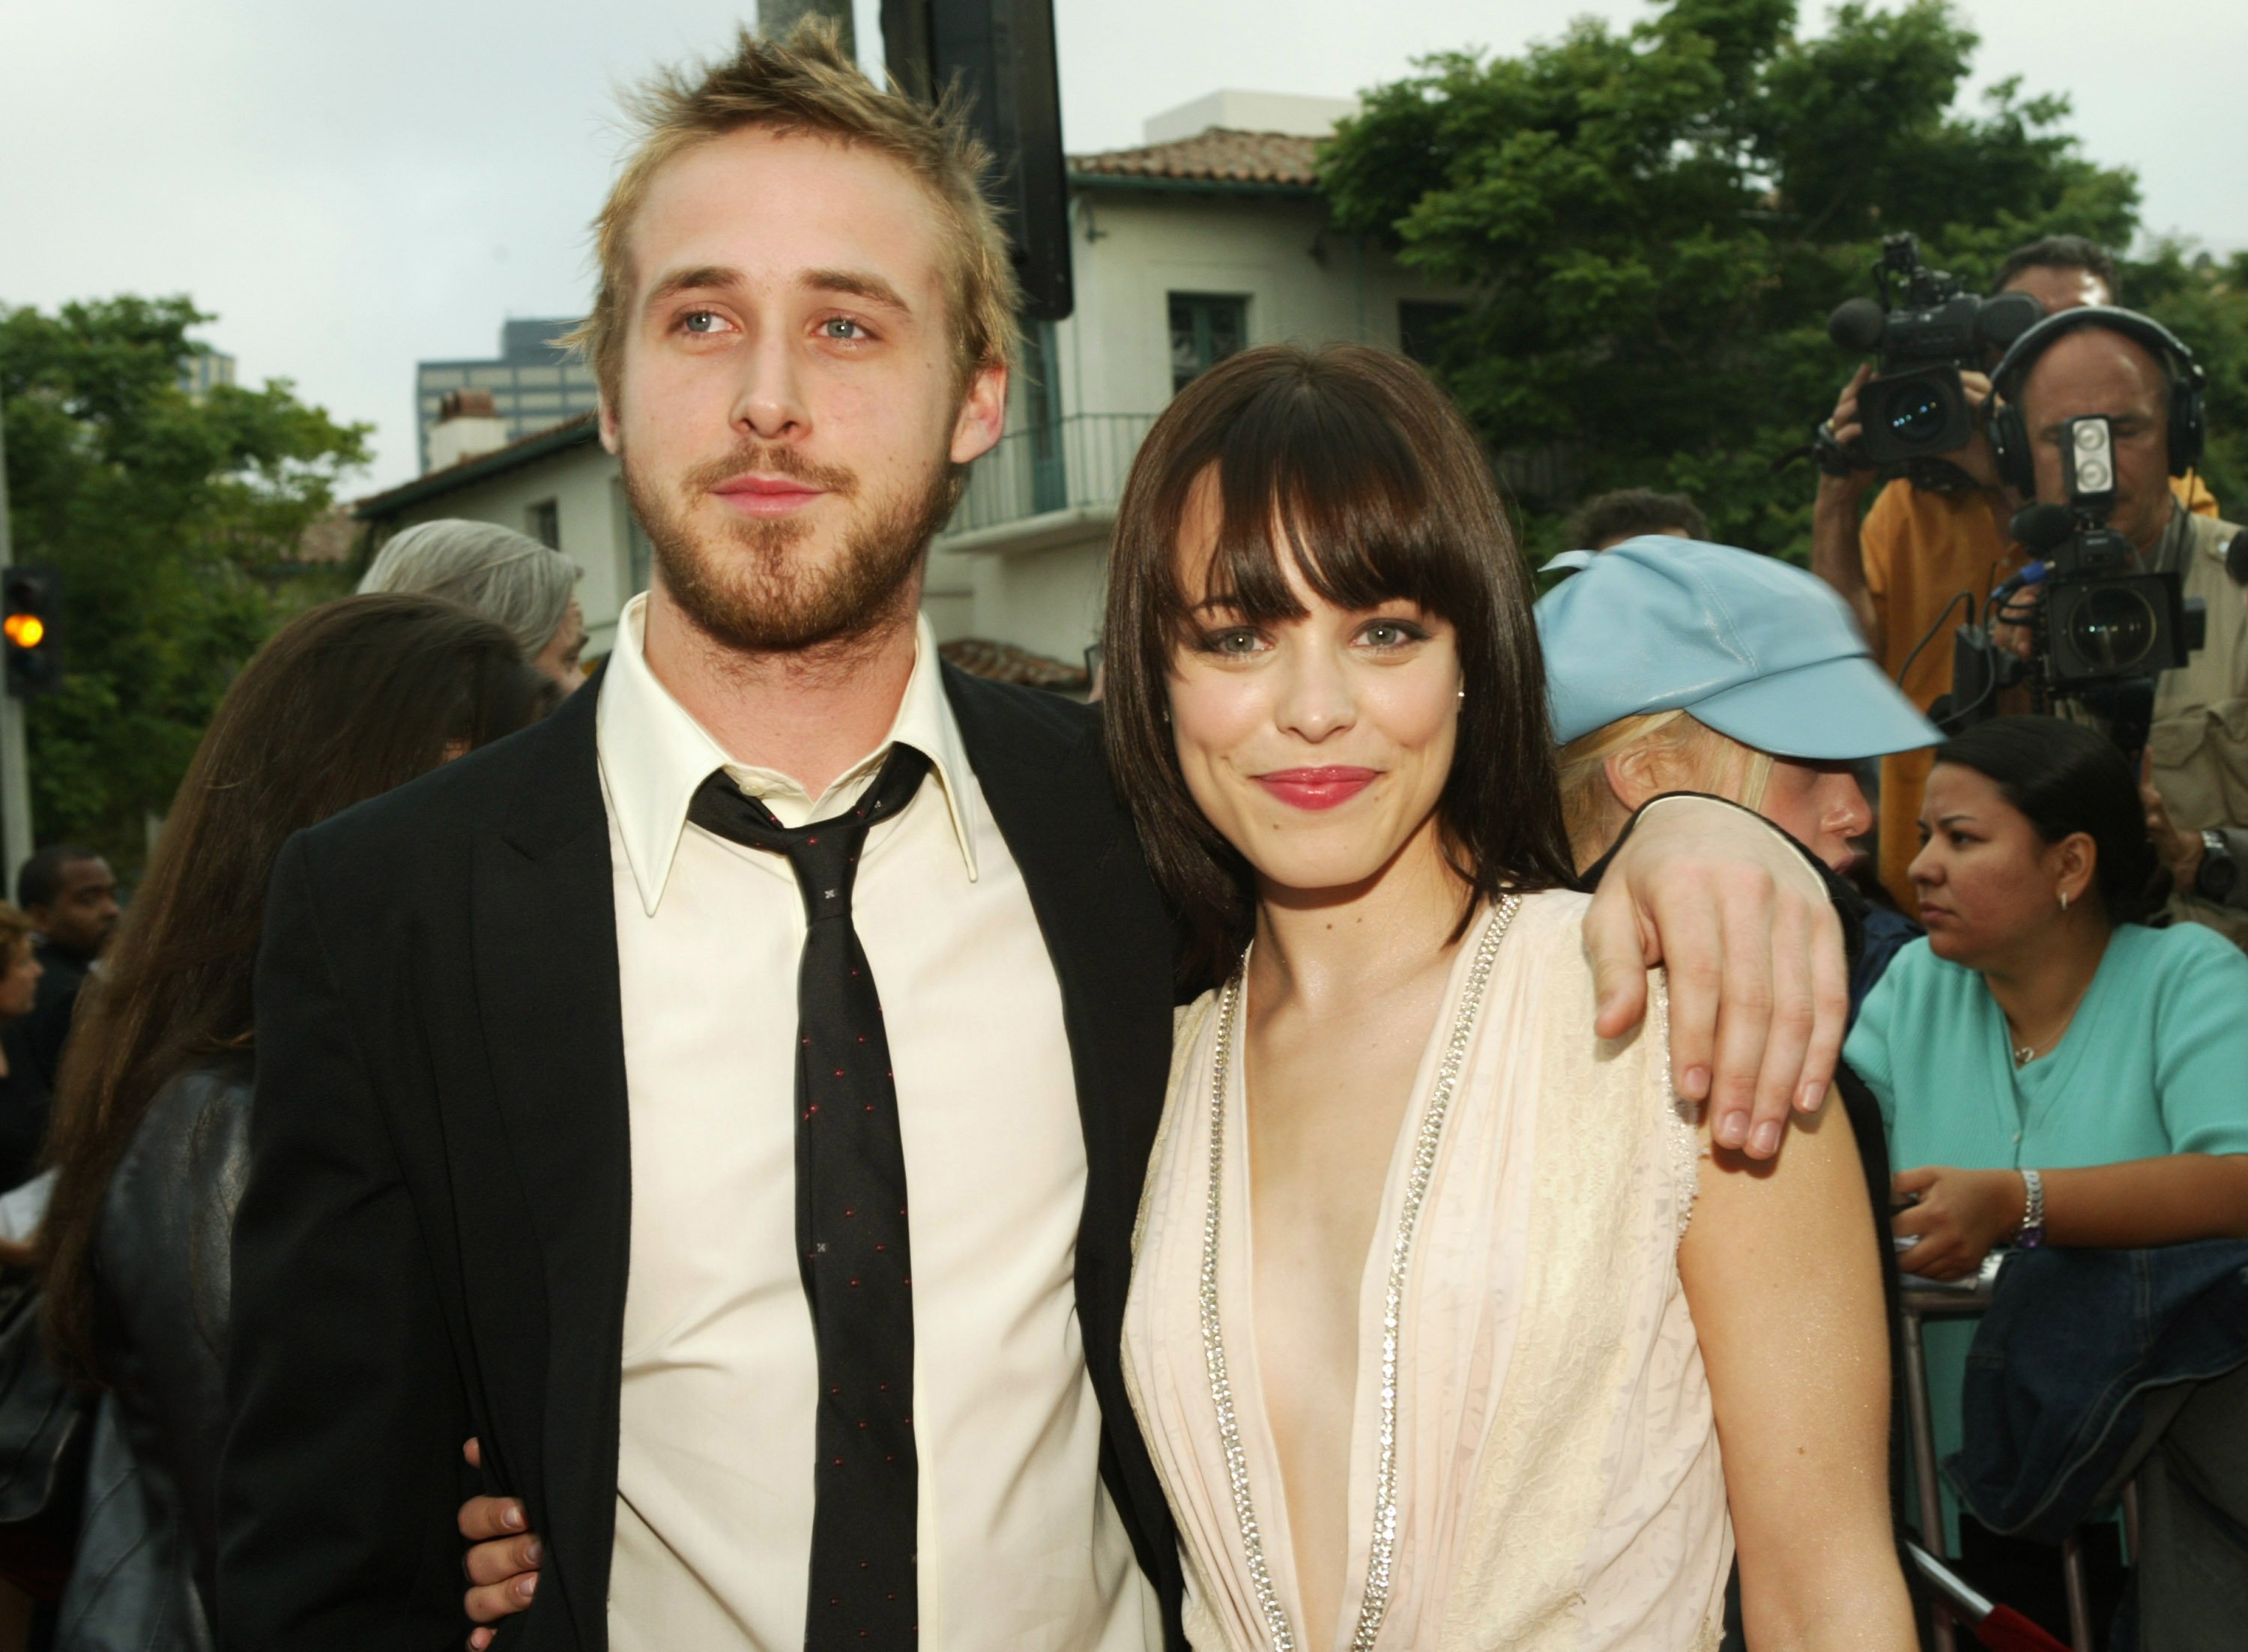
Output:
[{"xmin": 940, "ymin": 413, "xmax": 1155, "ymax": 541}]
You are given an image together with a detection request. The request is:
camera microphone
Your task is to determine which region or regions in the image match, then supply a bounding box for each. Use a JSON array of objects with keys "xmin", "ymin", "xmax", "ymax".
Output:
[
  {"xmin": 2226, "ymin": 527, "xmax": 2248, "ymax": 587},
  {"xmin": 1828, "ymin": 298, "xmax": 1887, "ymax": 354},
  {"xmin": 2010, "ymin": 503, "xmax": 2075, "ymax": 557}
]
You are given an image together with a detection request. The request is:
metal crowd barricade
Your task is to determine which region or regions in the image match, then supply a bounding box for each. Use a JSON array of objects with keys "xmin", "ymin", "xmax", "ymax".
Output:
[{"xmin": 1900, "ymin": 1252, "xmax": 2127, "ymax": 1652}]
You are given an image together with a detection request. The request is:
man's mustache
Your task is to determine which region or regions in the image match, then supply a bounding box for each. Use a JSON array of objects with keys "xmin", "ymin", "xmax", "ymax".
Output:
[{"xmin": 680, "ymin": 443, "xmax": 857, "ymax": 498}]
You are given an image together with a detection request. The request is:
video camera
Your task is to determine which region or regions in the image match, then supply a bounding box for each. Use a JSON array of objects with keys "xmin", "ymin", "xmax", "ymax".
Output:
[
  {"xmin": 1935, "ymin": 414, "xmax": 2205, "ymax": 754},
  {"xmin": 1822, "ymin": 235, "xmax": 2043, "ymax": 490}
]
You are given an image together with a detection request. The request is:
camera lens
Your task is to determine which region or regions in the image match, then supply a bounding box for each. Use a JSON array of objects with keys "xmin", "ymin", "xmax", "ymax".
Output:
[
  {"xmin": 1886, "ymin": 389, "xmax": 1946, "ymax": 443},
  {"xmin": 2074, "ymin": 424, "xmax": 2106, "ymax": 452},
  {"xmin": 2076, "ymin": 459, "xmax": 2113, "ymax": 491},
  {"xmin": 2067, "ymin": 586, "xmax": 2157, "ymax": 673}
]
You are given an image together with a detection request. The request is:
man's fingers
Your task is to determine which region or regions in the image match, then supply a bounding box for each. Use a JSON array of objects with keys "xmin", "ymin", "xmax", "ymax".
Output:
[
  {"xmin": 1651, "ymin": 888, "xmax": 1725, "ymax": 1108},
  {"xmin": 1744, "ymin": 890, "xmax": 1819, "ymax": 1152},
  {"xmin": 465, "ymin": 1569, "xmax": 538, "ymax": 1625},
  {"xmin": 1702, "ymin": 869, "xmax": 1777, "ymax": 1150},
  {"xmin": 1893, "ymin": 1164, "xmax": 1939, "ymax": 1194},
  {"xmin": 464, "ymin": 1437, "xmax": 483, "ymax": 1470},
  {"xmin": 458, "ymin": 1495, "xmax": 525, "ymax": 1542},
  {"xmin": 1795, "ymin": 898, "xmax": 1848, "ymax": 1113},
  {"xmin": 465, "ymin": 1534, "xmax": 543, "ymax": 1588},
  {"xmin": 1583, "ymin": 884, "xmax": 1654, "ymax": 1043}
]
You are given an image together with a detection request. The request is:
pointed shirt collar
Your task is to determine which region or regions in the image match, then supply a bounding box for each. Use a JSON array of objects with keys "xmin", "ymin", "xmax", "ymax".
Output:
[{"xmin": 596, "ymin": 593, "xmax": 979, "ymax": 916}]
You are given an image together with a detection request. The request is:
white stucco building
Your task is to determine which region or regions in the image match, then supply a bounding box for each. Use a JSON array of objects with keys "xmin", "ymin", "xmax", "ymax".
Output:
[{"xmin": 353, "ymin": 91, "xmax": 1469, "ymax": 683}]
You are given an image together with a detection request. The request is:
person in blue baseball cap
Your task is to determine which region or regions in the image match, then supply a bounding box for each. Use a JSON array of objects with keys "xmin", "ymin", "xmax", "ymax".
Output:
[{"xmin": 1538, "ymin": 533, "xmax": 1942, "ymax": 1012}]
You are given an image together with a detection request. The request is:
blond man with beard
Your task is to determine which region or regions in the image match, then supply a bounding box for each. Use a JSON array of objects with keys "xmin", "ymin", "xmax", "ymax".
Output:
[{"xmin": 221, "ymin": 27, "xmax": 1858, "ymax": 1652}]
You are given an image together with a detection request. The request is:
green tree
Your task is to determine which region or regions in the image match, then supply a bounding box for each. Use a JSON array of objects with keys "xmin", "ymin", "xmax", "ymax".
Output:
[
  {"xmin": 1319, "ymin": 0, "xmax": 2175, "ymax": 560},
  {"xmin": 0, "ymin": 295, "xmax": 368, "ymax": 873}
]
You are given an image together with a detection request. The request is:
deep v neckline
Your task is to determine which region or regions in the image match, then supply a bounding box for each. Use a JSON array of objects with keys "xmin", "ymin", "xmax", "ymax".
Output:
[{"xmin": 1206, "ymin": 898, "xmax": 1520, "ymax": 1651}]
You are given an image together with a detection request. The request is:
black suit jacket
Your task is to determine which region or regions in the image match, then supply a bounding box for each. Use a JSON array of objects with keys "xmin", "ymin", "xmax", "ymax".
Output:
[{"xmin": 220, "ymin": 667, "xmax": 1187, "ymax": 1650}]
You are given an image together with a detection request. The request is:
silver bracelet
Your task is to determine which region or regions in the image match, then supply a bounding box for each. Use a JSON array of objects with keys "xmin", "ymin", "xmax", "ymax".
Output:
[{"xmin": 2015, "ymin": 1167, "xmax": 2046, "ymax": 1250}]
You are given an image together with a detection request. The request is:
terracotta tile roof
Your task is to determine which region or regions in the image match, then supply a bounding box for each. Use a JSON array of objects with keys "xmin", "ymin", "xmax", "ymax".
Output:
[
  {"xmin": 1069, "ymin": 129, "xmax": 1321, "ymax": 191},
  {"xmin": 938, "ymin": 637, "xmax": 1090, "ymax": 693}
]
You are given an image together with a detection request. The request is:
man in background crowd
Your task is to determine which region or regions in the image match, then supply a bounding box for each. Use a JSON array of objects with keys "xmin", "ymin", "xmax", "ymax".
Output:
[
  {"xmin": 1565, "ymin": 486, "xmax": 1708, "ymax": 551},
  {"xmin": 1810, "ymin": 235, "xmax": 2222, "ymax": 908},
  {"xmin": 17, "ymin": 844, "xmax": 119, "ymax": 1086},
  {"xmin": 1992, "ymin": 308, "xmax": 2248, "ymax": 943}
]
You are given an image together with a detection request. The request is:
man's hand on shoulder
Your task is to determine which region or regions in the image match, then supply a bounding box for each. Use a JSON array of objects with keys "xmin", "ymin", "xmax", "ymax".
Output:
[{"xmin": 1583, "ymin": 796, "xmax": 1847, "ymax": 1161}]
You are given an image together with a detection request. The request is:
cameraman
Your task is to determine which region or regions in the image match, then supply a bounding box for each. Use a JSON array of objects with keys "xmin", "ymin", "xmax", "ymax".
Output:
[
  {"xmin": 1810, "ymin": 237, "xmax": 2222, "ymax": 910},
  {"xmin": 1993, "ymin": 308, "xmax": 2248, "ymax": 943}
]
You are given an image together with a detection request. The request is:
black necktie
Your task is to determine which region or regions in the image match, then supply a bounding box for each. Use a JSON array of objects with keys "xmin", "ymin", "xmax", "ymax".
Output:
[{"xmin": 688, "ymin": 742, "xmax": 931, "ymax": 1648}]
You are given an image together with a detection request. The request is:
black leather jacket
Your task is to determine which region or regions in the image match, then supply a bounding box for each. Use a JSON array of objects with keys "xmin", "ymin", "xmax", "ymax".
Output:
[{"xmin": 58, "ymin": 1062, "xmax": 249, "ymax": 1650}]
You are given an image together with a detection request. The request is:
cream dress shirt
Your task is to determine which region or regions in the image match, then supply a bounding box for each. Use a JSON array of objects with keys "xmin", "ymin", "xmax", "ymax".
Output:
[{"xmin": 596, "ymin": 595, "xmax": 1160, "ymax": 1651}]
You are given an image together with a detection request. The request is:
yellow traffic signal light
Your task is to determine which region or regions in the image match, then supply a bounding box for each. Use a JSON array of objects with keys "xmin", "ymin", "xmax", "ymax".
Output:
[{"xmin": 1, "ymin": 570, "xmax": 61, "ymax": 698}]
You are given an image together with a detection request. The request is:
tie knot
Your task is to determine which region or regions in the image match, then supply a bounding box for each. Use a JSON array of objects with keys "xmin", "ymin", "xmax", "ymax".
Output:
[{"xmin": 687, "ymin": 744, "xmax": 932, "ymax": 924}]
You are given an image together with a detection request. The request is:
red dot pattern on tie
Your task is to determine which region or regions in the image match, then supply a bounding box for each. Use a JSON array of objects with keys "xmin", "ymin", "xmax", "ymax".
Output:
[{"xmin": 683, "ymin": 745, "xmax": 929, "ymax": 1641}]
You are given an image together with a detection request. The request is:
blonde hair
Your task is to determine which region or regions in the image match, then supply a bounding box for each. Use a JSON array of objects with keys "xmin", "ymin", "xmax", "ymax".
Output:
[
  {"xmin": 1557, "ymin": 712, "xmax": 1774, "ymax": 870},
  {"xmin": 562, "ymin": 19, "xmax": 1021, "ymax": 404}
]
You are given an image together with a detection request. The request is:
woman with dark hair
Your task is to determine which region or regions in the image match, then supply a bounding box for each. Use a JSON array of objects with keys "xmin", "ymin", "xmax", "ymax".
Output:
[
  {"xmin": 36, "ymin": 593, "xmax": 555, "ymax": 1648},
  {"xmin": 1844, "ymin": 715, "xmax": 2248, "ymax": 1546},
  {"xmin": 1104, "ymin": 346, "xmax": 1913, "ymax": 1648}
]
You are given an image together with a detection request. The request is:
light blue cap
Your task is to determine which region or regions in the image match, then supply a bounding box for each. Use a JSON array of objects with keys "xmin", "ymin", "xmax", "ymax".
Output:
[{"xmin": 1535, "ymin": 535, "xmax": 1941, "ymax": 759}]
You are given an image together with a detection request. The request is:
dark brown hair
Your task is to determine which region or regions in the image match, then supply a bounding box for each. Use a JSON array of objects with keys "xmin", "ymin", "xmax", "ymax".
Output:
[
  {"xmin": 40, "ymin": 594, "xmax": 558, "ymax": 1383},
  {"xmin": 1997, "ymin": 235, "xmax": 2120, "ymax": 303},
  {"xmin": 1562, "ymin": 486, "xmax": 1708, "ymax": 551},
  {"xmin": 1103, "ymin": 343, "xmax": 1575, "ymax": 985},
  {"xmin": 1933, "ymin": 715, "xmax": 2165, "ymax": 925}
]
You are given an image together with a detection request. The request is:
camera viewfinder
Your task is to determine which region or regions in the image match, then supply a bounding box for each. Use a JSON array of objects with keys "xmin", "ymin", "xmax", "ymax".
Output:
[{"xmin": 2064, "ymin": 416, "xmax": 2118, "ymax": 513}]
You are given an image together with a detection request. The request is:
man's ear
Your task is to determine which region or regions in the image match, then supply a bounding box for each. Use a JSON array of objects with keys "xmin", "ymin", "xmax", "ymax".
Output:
[
  {"xmin": 949, "ymin": 360, "xmax": 1009, "ymax": 466},
  {"xmin": 598, "ymin": 390, "xmax": 620, "ymax": 456},
  {"xmin": 1604, "ymin": 742, "xmax": 1667, "ymax": 814}
]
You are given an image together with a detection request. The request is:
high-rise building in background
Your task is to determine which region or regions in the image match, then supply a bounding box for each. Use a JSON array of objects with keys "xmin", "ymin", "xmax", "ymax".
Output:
[
  {"xmin": 414, "ymin": 318, "xmax": 596, "ymax": 473},
  {"xmin": 178, "ymin": 345, "xmax": 237, "ymax": 399}
]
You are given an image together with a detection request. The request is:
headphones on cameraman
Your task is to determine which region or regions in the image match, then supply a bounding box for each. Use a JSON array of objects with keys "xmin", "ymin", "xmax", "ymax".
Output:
[{"xmin": 1986, "ymin": 306, "xmax": 2206, "ymax": 494}]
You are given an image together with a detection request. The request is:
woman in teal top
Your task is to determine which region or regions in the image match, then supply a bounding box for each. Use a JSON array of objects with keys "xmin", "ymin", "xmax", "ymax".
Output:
[{"xmin": 1845, "ymin": 715, "xmax": 2248, "ymax": 1543}]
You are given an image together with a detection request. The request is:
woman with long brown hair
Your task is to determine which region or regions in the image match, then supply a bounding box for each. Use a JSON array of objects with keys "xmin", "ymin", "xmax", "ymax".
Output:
[
  {"xmin": 1105, "ymin": 345, "xmax": 1912, "ymax": 1648},
  {"xmin": 37, "ymin": 593, "xmax": 555, "ymax": 1649}
]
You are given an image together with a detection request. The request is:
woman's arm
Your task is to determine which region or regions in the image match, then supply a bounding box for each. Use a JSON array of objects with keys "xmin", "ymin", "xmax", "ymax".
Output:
[
  {"xmin": 1892, "ymin": 1153, "xmax": 2248, "ymax": 1280},
  {"xmin": 1679, "ymin": 1092, "xmax": 1916, "ymax": 1651}
]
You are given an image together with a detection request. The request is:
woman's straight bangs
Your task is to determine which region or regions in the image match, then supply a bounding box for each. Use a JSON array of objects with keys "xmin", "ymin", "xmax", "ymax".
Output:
[{"xmin": 1158, "ymin": 375, "xmax": 1463, "ymax": 644}]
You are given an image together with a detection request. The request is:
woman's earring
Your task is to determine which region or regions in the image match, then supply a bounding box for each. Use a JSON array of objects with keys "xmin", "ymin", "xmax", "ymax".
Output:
[
  {"xmin": 1456, "ymin": 685, "xmax": 1466, "ymax": 705},
  {"xmin": 2058, "ymin": 888, "xmax": 2071, "ymax": 912}
]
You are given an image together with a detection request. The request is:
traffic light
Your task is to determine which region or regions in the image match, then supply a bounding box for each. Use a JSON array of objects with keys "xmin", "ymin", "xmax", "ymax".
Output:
[
  {"xmin": 882, "ymin": 0, "xmax": 1072, "ymax": 321},
  {"xmin": 2, "ymin": 569, "xmax": 61, "ymax": 698}
]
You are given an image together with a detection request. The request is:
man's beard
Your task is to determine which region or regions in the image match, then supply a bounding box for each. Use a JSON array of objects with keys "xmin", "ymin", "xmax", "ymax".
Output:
[{"xmin": 624, "ymin": 438, "xmax": 963, "ymax": 653}]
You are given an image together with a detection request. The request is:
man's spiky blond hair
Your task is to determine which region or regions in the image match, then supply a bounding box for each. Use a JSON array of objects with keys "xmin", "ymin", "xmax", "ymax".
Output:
[{"xmin": 563, "ymin": 21, "xmax": 1021, "ymax": 402}]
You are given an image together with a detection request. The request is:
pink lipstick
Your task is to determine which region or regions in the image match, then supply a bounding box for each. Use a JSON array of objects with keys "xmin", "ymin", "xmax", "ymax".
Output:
[{"xmin": 1254, "ymin": 766, "xmax": 1379, "ymax": 811}]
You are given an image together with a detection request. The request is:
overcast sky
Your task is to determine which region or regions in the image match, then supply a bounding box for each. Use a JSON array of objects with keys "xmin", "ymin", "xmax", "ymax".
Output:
[{"xmin": 4, "ymin": 0, "xmax": 2241, "ymax": 494}]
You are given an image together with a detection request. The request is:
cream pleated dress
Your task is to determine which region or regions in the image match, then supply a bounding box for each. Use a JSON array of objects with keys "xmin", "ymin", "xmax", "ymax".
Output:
[{"xmin": 1122, "ymin": 889, "xmax": 1731, "ymax": 1652}]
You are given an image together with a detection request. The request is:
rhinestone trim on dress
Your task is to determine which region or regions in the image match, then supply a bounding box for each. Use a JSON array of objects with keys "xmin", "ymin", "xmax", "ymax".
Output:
[{"xmin": 1200, "ymin": 895, "xmax": 1520, "ymax": 1652}]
